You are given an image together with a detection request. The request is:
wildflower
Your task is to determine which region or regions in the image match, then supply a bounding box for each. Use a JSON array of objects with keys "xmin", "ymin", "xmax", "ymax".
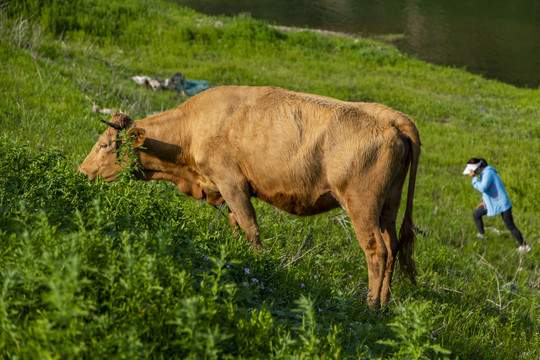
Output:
[
  {"xmin": 301, "ymin": 283, "xmax": 305, "ymax": 288},
  {"xmin": 243, "ymin": 282, "xmax": 248, "ymax": 286},
  {"xmin": 314, "ymin": 273, "xmax": 319, "ymax": 279},
  {"xmin": 244, "ymin": 268, "xmax": 250, "ymax": 274},
  {"xmin": 318, "ymin": 308, "xmax": 322, "ymax": 313},
  {"xmin": 251, "ymin": 278, "xmax": 259, "ymax": 283}
]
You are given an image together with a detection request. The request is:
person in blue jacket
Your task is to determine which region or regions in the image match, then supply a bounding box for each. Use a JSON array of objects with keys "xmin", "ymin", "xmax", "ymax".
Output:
[{"xmin": 463, "ymin": 158, "xmax": 530, "ymax": 253}]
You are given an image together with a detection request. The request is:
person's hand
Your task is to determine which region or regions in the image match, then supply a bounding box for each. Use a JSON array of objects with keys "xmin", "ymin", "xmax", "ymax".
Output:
[
  {"xmin": 468, "ymin": 170, "xmax": 476, "ymax": 178},
  {"xmin": 475, "ymin": 201, "xmax": 486, "ymax": 209}
]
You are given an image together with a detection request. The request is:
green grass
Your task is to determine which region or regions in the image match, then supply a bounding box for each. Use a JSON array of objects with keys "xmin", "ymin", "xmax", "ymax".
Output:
[{"xmin": 1, "ymin": 0, "xmax": 539, "ymax": 358}]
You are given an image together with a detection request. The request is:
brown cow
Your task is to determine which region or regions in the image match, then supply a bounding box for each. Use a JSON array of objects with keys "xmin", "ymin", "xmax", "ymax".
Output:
[{"xmin": 78, "ymin": 85, "xmax": 421, "ymax": 308}]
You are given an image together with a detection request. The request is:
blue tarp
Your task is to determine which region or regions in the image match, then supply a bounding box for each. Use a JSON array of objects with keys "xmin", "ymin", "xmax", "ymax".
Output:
[{"xmin": 182, "ymin": 79, "xmax": 210, "ymax": 96}]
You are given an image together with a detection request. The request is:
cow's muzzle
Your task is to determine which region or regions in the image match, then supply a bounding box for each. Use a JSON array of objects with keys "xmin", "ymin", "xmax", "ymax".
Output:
[{"xmin": 77, "ymin": 166, "xmax": 95, "ymax": 181}]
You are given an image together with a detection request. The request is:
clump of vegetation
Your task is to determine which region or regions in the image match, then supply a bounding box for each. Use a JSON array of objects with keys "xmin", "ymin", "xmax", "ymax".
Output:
[{"xmin": 1, "ymin": 0, "xmax": 539, "ymax": 358}]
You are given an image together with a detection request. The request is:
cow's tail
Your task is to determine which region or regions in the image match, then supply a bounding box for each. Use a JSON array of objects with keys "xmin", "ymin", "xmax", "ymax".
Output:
[{"xmin": 397, "ymin": 118, "xmax": 421, "ymax": 284}]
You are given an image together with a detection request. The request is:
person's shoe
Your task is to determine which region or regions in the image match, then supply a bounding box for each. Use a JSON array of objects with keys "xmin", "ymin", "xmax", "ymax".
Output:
[
  {"xmin": 517, "ymin": 245, "xmax": 531, "ymax": 253},
  {"xmin": 476, "ymin": 233, "xmax": 486, "ymax": 239}
]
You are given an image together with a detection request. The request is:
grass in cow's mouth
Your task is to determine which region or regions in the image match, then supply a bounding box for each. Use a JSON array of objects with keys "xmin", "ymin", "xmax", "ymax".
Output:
[{"xmin": 1, "ymin": 0, "xmax": 539, "ymax": 359}]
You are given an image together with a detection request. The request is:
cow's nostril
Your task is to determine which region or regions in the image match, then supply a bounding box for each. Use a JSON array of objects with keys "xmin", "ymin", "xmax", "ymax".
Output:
[{"xmin": 77, "ymin": 167, "xmax": 87, "ymax": 175}]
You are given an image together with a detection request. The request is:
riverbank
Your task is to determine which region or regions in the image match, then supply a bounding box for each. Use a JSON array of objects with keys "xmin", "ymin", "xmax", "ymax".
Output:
[
  {"xmin": 272, "ymin": 24, "xmax": 405, "ymax": 45},
  {"xmin": 1, "ymin": 0, "xmax": 539, "ymax": 358}
]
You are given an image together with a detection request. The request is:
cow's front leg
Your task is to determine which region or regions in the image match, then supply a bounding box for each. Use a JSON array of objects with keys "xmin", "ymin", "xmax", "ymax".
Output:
[
  {"xmin": 211, "ymin": 203, "xmax": 239, "ymax": 234},
  {"xmin": 227, "ymin": 208, "xmax": 239, "ymax": 234},
  {"xmin": 216, "ymin": 205, "xmax": 240, "ymax": 235},
  {"xmin": 216, "ymin": 182, "xmax": 262, "ymax": 250}
]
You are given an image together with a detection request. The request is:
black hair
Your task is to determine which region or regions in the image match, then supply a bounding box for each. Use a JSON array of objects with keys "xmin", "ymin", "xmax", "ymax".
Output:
[{"xmin": 467, "ymin": 157, "xmax": 488, "ymax": 167}]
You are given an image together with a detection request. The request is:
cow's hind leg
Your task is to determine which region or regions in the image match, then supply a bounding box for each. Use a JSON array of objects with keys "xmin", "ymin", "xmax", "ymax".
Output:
[
  {"xmin": 338, "ymin": 143, "xmax": 405, "ymax": 308},
  {"xmin": 378, "ymin": 196, "xmax": 401, "ymax": 306},
  {"xmin": 340, "ymin": 187, "xmax": 387, "ymax": 309},
  {"xmin": 378, "ymin": 164, "xmax": 409, "ymax": 305}
]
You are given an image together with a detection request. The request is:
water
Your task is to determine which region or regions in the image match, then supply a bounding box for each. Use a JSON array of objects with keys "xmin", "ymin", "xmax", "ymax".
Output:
[{"xmin": 168, "ymin": 0, "xmax": 540, "ymax": 88}]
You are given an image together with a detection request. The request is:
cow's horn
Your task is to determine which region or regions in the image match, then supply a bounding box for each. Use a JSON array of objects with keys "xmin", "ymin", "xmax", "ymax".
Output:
[{"xmin": 100, "ymin": 119, "xmax": 123, "ymax": 130}]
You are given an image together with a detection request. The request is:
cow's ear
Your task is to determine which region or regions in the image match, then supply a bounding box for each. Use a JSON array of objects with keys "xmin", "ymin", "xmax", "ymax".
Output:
[{"xmin": 128, "ymin": 127, "xmax": 146, "ymax": 148}]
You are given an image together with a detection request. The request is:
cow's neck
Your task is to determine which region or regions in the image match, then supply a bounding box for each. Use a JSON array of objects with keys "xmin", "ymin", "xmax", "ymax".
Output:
[{"xmin": 132, "ymin": 108, "xmax": 195, "ymax": 185}]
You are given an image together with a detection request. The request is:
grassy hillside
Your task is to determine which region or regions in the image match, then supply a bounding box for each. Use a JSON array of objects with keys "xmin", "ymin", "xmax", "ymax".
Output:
[{"xmin": 1, "ymin": 0, "xmax": 539, "ymax": 358}]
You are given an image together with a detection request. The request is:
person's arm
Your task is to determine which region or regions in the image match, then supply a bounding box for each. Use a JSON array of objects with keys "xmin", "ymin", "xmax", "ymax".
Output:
[{"xmin": 471, "ymin": 170, "xmax": 493, "ymax": 192}]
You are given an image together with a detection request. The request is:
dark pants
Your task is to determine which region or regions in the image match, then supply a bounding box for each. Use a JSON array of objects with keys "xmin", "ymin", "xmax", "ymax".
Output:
[{"xmin": 473, "ymin": 206, "xmax": 524, "ymax": 245}]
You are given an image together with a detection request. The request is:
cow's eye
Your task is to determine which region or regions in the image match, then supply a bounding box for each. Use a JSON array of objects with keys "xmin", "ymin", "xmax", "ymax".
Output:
[{"xmin": 99, "ymin": 143, "xmax": 108, "ymax": 149}]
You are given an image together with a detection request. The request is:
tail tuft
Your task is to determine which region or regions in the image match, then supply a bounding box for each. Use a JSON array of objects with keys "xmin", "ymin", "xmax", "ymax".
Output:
[{"xmin": 399, "ymin": 219, "xmax": 417, "ymax": 284}]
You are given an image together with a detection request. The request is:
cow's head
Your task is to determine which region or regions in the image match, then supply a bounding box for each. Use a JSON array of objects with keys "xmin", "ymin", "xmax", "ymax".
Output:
[{"xmin": 78, "ymin": 112, "xmax": 146, "ymax": 181}]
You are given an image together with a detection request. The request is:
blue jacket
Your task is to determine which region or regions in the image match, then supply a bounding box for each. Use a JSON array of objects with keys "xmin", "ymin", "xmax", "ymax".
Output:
[{"xmin": 472, "ymin": 165, "xmax": 511, "ymax": 216}]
